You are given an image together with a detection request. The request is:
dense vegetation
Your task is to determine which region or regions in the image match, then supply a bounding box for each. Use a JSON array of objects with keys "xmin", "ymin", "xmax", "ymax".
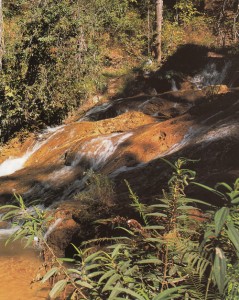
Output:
[
  {"xmin": 1, "ymin": 159, "xmax": 239, "ymax": 299},
  {"xmin": 0, "ymin": 0, "xmax": 239, "ymax": 142}
]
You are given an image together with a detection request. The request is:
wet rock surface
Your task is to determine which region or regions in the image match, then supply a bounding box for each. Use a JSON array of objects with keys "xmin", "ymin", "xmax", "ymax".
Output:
[{"xmin": 0, "ymin": 62, "xmax": 239, "ymax": 255}]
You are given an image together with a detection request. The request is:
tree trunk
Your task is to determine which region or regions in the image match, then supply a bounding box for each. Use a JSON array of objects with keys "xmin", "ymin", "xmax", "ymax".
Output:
[
  {"xmin": 155, "ymin": 0, "xmax": 163, "ymax": 63},
  {"xmin": 233, "ymin": 0, "xmax": 239, "ymax": 42},
  {"xmin": 0, "ymin": 0, "xmax": 4, "ymax": 71}
]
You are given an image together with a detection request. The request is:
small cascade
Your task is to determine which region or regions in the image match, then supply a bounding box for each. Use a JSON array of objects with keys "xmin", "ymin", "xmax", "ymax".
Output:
[
  {"xmin": 0, "ymin": 226, "xmax": 20, "ymax": 240},
  {"xmin": 52, "ymin": 131, "xmax": 133, "ymax": 200},
  {"xmin": 190, "ymin": 61, "xmax": 231, "ymax": 89},
  {"xmin": 111, "ymin": 119, "xmax": 239, "ymax": 178},
  {"xmin": 43, "ymin": 218, "xmax": 63, "ymax": 241},
  {"xmin": 171, "ymin": 79, "xmax": 178, "ymax": 91},
  {"xmin": 0, "ymin": 142, "xmax": 43, "ymax": 177},
  {"xmin": 71, "ymin": 132, "xmax": 132, "ymax": 170},
  {"xmin": 0, "ymin": 125, "xmax": 65, "ymax": 178},
  {"xmin": 49, "ymin": 131, "xmax": 132, "ymax": 182},
  {"xmin": 79, "ymin": 102, "xmax": 113, "ymax": 121}
]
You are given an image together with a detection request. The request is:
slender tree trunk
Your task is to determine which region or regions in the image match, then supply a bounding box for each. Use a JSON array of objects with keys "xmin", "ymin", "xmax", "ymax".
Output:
[
  {"xmin": 147, "ymin": 3, "xmax": 150, "ymax": 56},
  {"xmin": 233, "ymin": 0, "xmax": 239, "ymax": 42},
  {"xmin": 155, "ymin": 0, "xmax": 163, "ymax": 63},
  {"xmin": 0, "ymin": 0, "xmax": 4, "ymax": 71}
]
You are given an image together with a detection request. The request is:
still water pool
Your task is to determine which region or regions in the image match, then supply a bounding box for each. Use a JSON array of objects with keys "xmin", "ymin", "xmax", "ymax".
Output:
[{"xmin": 0, "ymin": 240, "xmax": 51, "ymax": 300}]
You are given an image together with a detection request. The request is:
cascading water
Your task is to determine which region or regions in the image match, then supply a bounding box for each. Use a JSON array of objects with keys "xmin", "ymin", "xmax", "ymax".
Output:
[
  {"xmin": 71, "ymin": 132, "xmax": 132, "ymax": 170},
  {"xmin": 55, "ymin": 131, "xmax": 133, "ymax": 200},
  {"xmin": 190, "ymin": 61, "xmax": 231, "ymax": 89},
  {"xmin": 0, "ymin": 142, "xmax": 43, "ymax": 177},
  {"xmin": 171, "ymin": 79, "xmax": 178, "ymax": 91},
  {"xmin": 0, "ymin": 125, "xmax": 65, "ymax": 178}
]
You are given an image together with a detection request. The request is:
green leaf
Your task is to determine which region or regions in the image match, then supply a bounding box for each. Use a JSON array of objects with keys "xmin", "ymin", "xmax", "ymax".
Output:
[
  {"xmin": 85, "ymin": 251, "xmax": 102, "ymax": 263},
  {"xmin": 84, "ymin": 263, "xmax": 101, "ymax": 271},
  {"xmin": 99, "ymin": 269, "xmax": 115, "ymax": 284},
  {"xmin": 108, "ymin": 282, "xmax": 121, "ymax": 299},
  {"xmin": 137, "ymin": 258, "xmax": 162, "ymax": 265},
  {"xmin": 112, "ymin": 244, "xmax": 123, "ymax": 258},
  {"xmin": 213, "ymin": 247, "xmax": 227, "ymax": 294},
  {"xmin": 0, "ymin": 204, "xmax": 19, "ymax": 211},
  {"xmin": 226, "ymin": 223, "xmax": 239, "ymax": 252},
  {"xmin": 192, "ymin": 182, "xmax": 226, "ymax": 199},
  {"xmin": 109, "ymin": 287, "xmax": 145, "ymax": 300},
  {"xmin": 67, "ymin": 269, "xmax": 82, "ymax": 276},
  {"xmin": 146, "ymin": 213, "xmax": 167, "ymax": 218},
  {"xmin": 42, "ymin": 267, "xmax": 59, "ymax": 283},
  {"xmin": 231, "ymin": 197, "xmax": 239, "ymax": 204},
  {"xmin": 160, "ymin": 158, "xmax": 177, "ymax": 170},
  {"xmin": 214, "ymin": 207, "xmax": 229, "ymax": 236},
  {"xmin": 153, "ymin": 286, "xmax": 186, "ymax": 300},
  {"xmin": 75, "ymin": 280, "xmax": 93, "ymax": 289},
  {"xmin": 24, "ymin": 235, "xmax": 35, "ymax": 248},
  {"xmin": 215, "ymin": 182, "xmax": 232, "ymax": 192},
  {"xmin": 102, "ymin": 273, "xmax": 120, "ymax": 292},
  {"xmin": 143, "ymin": 225, "xmax": 165, "ymax": 230},
  {"xmin": 58, "ymin": 257, "xmax": 75, "ymax": 263},
  {"xmin": 177, "ymin": 205, "xmax": 196, "ymax": 210},
  {"xmin": 49, "ymin": 279, "xmax": 67, "ymax": 299},
  {"xmin": 87, "ymin": 271, "xmax": 104, "ymax": 279},
  {"xmin": 184, "ymin": 198, "xmax": 214, "ymax": 207}
]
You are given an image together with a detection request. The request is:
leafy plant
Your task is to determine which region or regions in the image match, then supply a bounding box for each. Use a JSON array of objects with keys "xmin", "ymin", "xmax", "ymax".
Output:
[
  {"xmin": 0, "ymin": 194, "xmax": 50, "ymax": 247},
  {"xmin": 1, "ymin": 159, "xmax": 238, "ymax": 300}
]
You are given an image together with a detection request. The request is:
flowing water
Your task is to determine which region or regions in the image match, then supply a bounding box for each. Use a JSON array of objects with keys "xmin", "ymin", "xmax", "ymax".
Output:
[
  {"xmin": 0, "ymin": 59, "xmax": 238, "ymax": 299},
  {"xmin": 190, "ymin": 61, "xmax": 231, "ymax": 89}
]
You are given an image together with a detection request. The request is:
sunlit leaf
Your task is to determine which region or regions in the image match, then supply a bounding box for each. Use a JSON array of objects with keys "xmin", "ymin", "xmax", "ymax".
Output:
[{"xmin": 49, "ymin": 279, "xmax": 67, "ymax": 299}]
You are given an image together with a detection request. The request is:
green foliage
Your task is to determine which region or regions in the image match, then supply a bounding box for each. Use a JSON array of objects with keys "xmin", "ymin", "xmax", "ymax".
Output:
[
  {"xmin": 174, "ymin": 0, "xmax": 199, "ymax": 25},
  {"xmin": 1, "ymin": 160, "xmax": 239, "ymax": 299},
  {"xmin": 0, "ymin": 0, "xmax": 147, "ymax": 142},
  {"xmin": 53, "ymin": 161, "xmax": 239, "ymax": 299},
  {"xmin": 75, "ymin": 170, "xmax": 115, "ymax": 208},
  {"xmin": 0, "ymin": 194, "xmax": 51, "ymax": 247}
]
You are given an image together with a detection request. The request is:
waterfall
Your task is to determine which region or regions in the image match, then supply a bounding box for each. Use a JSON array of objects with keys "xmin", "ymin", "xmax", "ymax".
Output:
[
  {"xmin": 171, "ymin": 79, "xmax": 178, "ymax": 91},
  {"xmin": 71, "ymin": 132, "xmax": 132, "ymax": 170},
  {"xmin": 0, "ymin": 142, "xmax": 43, "ymax": 177},
  {"xmin": 0, "ymin": 125, "xmax": 65, "ymax": 177},
  {"xmin": 43, "ymin": 218, "xmax": 63, "ymax": 240},
  {"xmin": 190, "ymin": 61, "xmax": 231, "ymax": 89},
  {"xmin": 52, "ymin": 131, "xmax": 133, "ymax": 200}
]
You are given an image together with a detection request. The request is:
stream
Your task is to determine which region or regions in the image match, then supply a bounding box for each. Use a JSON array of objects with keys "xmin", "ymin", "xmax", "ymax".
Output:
[{"xmin": 0, "ymin": 58, "xmax": 238, "ymax": 299}]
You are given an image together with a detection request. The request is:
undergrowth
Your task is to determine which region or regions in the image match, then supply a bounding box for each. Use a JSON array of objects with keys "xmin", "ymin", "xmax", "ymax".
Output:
[{"xmin": 0, "ymin": 158, "xmax": 239, "ymax": 299}]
